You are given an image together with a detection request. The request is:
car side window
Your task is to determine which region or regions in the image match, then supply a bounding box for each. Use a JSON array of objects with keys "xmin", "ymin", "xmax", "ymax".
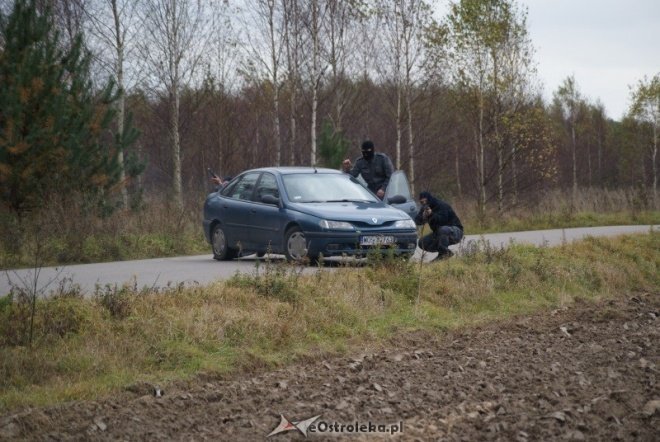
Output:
[
  {"xmin": 226, "ymin": 172, "xmax": 260, "ymax": 201},
  {"xmin": 255, "ymin": 173, "xmax": 279, "ymax": 202}
]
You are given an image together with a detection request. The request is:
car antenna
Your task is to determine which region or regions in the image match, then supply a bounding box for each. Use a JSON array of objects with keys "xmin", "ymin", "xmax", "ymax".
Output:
[{"xmin": 313, "ymin": 163, "xmax": 318, "ymax": 173}]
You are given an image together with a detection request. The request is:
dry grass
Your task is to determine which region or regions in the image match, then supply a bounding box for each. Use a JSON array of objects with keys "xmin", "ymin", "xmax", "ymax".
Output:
[
  {"xmin": 455, "ymin": 187, "xmax": 659, "ymax": 233},
  {"xmin": 1, "ymin": 232, "xmax": 658, "ymax": 411},
  {"xmin": 0, "ymin": 196, "xmax": 208, "ymax": 269},
  {"xmin": 1, "ymin": 187, "xmax": 658, "ymax": 269}
]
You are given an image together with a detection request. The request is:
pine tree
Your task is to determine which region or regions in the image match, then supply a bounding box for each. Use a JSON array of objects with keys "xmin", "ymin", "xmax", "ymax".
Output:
[
  {"xmin": 0, "ymin": 0, "xmax": 140, "ymax": 214},
  {"xmin": 318, "ymin": 120, "xmax": 349, "ymax": 169}
]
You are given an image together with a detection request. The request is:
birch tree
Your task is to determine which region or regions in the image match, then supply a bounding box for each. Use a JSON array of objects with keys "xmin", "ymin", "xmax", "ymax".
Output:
[
  {"xmin": 395, "ymin": 0, "xmax": 429, "ymax": 194},
  {"xmin": 629, "ymin": 73, "xmax": 659, "ymax": 208},
  {"xmin": 282, "ymin": 0, "xmax": 302, "ymax": 164},
  {"xmin": 305, "ymin": 0, "xmax": 325, "ymax": 166},
  {"xmin": 241, "ymin": 0, "xmax": 285, "ymax": 165},
  {"xmin": 138, "ymin": 0, "xmax": 215, "ymax": 208},
  {"xmin": 439, "ymin": 0, "xmax": 537, "ymax": 214},
  {"xmin": 325, "ymin": 0, "xmax": 351, "ymax": 133},
  {"xmin": 83, "ymin": 0, "xmax": 141, "ymax": 207},
  {"xmin": 554, "ymin": 75, "xmax": 582, "ymax": 200}
]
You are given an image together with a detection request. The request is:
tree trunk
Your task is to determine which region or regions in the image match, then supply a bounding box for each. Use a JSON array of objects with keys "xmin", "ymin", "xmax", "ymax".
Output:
[
  {"xmin": 492, "ymin": 54, "xmax": 503, "ymax": 213},
  {"xmin": 455, "ymin": 141, "xmax": 462, "ymax": 198},
  {"xmin": 597, "ymin": 124, "xmax": 603, "ymax": 187},
  {"xmin": 112, "ymin": 0, "xmax": 128, "ymax": 208},
  {"xmin": 289, "ymin": 87, "xmax": 297, "ymax": 165},
  {"xmin": 395, "ymin": 85, "xmax": 402, "ymax": 170},
  {"xmin": 477, "ymin": 91, "xmax": 486, "ymax": 217},
  {"xmin": 587, "ymin": 144, "xmax": 592, "ymax": 188},
  {"xmin": 653, "ymin": 121, "xmax": 658, "ymax": 208},
  {"xmin": 511, "ymin": 144, "xmax": 518, "ymax": 205},
  {"xmin": 284, "ymin": 0, "xmax": 299, "ymax": 166},
  {"xmin": 170, "ymin": 87, "xmax": 182, "ymax": 208},
  {"xmin": 309, "ymin": 0, "xmax": 319, "ymax": 166},
  {"xmin": 311, "ymin": 84, "xmax": 317, "ymax": 166},
  {"xmin": 571, "ymin": 122, "xmax": 577, "ymax": 200},
  {"xmin": 268, "ymin": 0, "xmax": 281, "ymax": 166},
  {"xmin": 497, "ymin": 147, "xmax": 503, "ymax": 212},
  {"xmin": 406, "ymin": 86, "xmax": 415, "ymax": 195}
]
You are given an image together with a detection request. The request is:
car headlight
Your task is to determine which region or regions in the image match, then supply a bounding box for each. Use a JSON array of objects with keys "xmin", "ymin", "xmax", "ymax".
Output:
[
  {"xmin": 393, "ymin": 219, "xmax": 416, "ymax": 229},
  {"xmin": 319, "ymin": 220, "xmax": 354, "ymax": 230}
]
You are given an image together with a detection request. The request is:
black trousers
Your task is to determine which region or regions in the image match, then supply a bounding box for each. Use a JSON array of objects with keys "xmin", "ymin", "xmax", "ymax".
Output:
[{"xmin": 419, "ymin": 226, "xmax": 463, "ymax": 255}]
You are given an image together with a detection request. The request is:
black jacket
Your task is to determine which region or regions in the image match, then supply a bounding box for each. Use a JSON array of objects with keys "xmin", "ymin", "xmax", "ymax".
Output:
[
  {"xmin": 415, "ymin": 193, "xmax": 463, "ymax": 233},
  {"xmin": 346, "ymin": 152, "xmax": 394, "ymax": 194}
]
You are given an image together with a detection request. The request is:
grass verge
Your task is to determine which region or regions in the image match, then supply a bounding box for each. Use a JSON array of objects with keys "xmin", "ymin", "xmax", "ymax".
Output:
[
  {"xmin": 1, "ymin": 186, "xmax": 658, "ymax": 269},
  {"xmin": 0, "ymin": 232, "xmax": 658, "ymax": 412},
  {"xmin": 465, "ymin": 210, "xmax": 659, "ymax": 234}
]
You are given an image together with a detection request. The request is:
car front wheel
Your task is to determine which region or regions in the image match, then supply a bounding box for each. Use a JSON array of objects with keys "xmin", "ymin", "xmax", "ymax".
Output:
[
  {"xmin": 212, "ymin": 224, "xmax": 238, "ymax": 261},
  {"xmin": 284, "ymin": 227, "xmax": 315, "ymax": 263}
]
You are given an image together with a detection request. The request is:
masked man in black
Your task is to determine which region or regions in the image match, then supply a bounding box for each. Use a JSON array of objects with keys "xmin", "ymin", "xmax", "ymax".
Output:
[
  {"xmin": 342, "ymin": 140, "xmax": 394, "ymax": 199},
  {"xmin": 415, "ymin": 191, "xmax": 463, "ymax": 261}
]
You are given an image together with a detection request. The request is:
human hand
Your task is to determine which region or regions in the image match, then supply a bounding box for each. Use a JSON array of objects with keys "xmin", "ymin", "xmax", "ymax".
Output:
[
  {"xmin": 210, "ymin": 176, "xmax": 223, "ymax": 185},
  {"xmin": 376, "ymin": 189, "xmax": 385, "ymax": 199}
]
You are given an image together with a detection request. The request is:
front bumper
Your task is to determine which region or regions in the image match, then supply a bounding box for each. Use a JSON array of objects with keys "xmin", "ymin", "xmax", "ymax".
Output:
[{"xmin": 304, "ymin": 230, "xmax": 418, "ymax": 257}]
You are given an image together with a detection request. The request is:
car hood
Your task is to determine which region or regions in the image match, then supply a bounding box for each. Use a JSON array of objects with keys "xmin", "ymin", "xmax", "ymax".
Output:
[{"xmin": 287, "ymin": 201, "xmax": 409, "ymax": 225}]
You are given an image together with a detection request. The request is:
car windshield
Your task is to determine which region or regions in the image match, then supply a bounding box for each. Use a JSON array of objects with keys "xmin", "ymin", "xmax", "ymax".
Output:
[{"xmin": 282, "ymin": 173, "xmax": 379, "ymax": 203}]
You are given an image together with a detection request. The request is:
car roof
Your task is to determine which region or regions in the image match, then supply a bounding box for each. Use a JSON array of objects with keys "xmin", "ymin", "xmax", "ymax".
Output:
[{"xmin": 244, "ymin": 166, "xmax": 343, "ymax": 176}]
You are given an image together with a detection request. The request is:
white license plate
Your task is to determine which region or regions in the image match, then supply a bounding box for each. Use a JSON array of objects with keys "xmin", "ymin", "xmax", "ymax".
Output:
[{"xmin": 360, "ymin": 235, "xmax": 396, "ymax": 246}]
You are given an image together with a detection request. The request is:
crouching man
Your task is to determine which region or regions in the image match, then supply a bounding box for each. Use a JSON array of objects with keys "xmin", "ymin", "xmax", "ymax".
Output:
[{"xmin": 415, "ymin": 191, "xmax": 464, "ymax": 261}]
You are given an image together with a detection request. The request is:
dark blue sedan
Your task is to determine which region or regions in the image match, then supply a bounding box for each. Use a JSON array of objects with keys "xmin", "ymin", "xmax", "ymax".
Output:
[{"xmin": 203, "ymin": 167, "xmax": 418, "ymax": 263}]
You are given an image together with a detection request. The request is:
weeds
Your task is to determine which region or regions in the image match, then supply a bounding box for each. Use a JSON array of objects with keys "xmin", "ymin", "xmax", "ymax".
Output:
[
  {"xmin": 0, "ymin": 232, "xmax": 657, "ymax": 411},
  {"xmin": 0, "ymin": 196, "xmax": 208, "ymax": 269},
  {"xmin": 95, "ymin": 282, "xmax": 137, "ymax": 319},
  {"xmin": 2, "ymin": 188, "xmax": 658, "ymax": 269},
  {"xmin": 227, "ymin": 257, "xmax": 305, "ymax": 304}
]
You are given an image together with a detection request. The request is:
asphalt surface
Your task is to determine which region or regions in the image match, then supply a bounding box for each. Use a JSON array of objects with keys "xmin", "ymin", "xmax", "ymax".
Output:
[{"xmin": 1, "ymin": 225, "xmax": 656, "ymax": 297}]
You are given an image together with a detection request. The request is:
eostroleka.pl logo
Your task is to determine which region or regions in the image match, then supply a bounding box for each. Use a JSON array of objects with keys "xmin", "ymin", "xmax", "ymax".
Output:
[
  {"xmin": 268, "ymin": 415, "xmax": 321, "ymax": 437},
  {"xmin": 267, "ymin": 414, "xmax": 404, "ymax": 437}
]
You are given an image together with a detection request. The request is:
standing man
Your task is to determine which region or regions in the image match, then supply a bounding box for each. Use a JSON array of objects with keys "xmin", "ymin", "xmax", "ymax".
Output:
[
  {"xmin": 341, "ymin": 140, "xmax": 394, "ymax": 199},
  {"xmin": 415, "ymin": 191, "xmax": 463, "ymax": 261}
]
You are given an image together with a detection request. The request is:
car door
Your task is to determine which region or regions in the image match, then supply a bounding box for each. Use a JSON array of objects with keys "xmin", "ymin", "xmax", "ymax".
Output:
[
  {"xmin": 249, "ymin": 172, "xmax": 285, "ymax": 252},
  {"xmin": 385, "ymin": 170, "xmax": 419, "ymax": 219},
  {"xmin": 220, "ymin": 172, "xmax": 261, "ymax": 249}
]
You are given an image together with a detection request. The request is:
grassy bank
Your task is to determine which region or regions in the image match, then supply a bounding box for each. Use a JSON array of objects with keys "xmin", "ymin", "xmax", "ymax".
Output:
[
  {"xmin": 1, "ymin": 232, "xmax": 657, "ymax": 412},
  {"xmin": 465, "ymin": 210, "xmax": 659, "ymax": 234},
  {"xmin": 0, "ymin": 200, "xmax": 209, "ymax": 269}
]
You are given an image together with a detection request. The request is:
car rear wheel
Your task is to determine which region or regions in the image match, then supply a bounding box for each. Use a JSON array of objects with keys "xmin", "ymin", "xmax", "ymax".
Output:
[
  {"xmin": 284, "ymin": 227, "xmax": 316, "ymax": 263},
  {"xmin": 212, "ymin": 224, "xmax": 237, "ymax": 260}
]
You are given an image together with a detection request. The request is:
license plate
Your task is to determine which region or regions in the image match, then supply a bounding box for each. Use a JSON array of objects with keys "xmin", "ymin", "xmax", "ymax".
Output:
[{"xmin": 360, "ymin": 235, "xmax": 396, "ymax": 246}]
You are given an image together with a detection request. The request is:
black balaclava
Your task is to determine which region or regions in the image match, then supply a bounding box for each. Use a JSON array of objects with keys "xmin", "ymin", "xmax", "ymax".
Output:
[
  {"xmin": 419, "ymin": 191, "xmax": 441, "ymax": 209},
  {"xmin": 361, "ymin": 140, "xmax": 375, "ymax": 160}
]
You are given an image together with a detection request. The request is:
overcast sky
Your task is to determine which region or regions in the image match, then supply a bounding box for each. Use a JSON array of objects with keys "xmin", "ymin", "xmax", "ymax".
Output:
[{"xmin": 522, "ymin": 0, "xmax": 660, "ymax": 120}]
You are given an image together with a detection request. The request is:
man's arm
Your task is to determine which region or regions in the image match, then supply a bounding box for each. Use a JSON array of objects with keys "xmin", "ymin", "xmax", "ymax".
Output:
[{"xmin": 342, "ymin": 158, "xmax": 361, "ymax": 177}]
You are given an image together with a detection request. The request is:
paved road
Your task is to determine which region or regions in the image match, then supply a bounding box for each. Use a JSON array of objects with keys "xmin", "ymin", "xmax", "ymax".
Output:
[{"xmin": 1, "ymin": 225, "xmax": 656, "ymax": 297}]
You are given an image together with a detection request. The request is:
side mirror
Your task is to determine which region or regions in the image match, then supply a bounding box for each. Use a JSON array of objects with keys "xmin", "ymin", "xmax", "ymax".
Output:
[
  {"xmin": 387, "ymin": 194, "xmax": 406, "ymax": 205},
  {"xmin": 261, "ymin": 194, "xmax": 280, "ymax": 206}
]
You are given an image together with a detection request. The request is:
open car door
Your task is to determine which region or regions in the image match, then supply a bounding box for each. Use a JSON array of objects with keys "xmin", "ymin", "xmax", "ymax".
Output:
[{"xmin": 384, "ymin": 170, "xmax": 419, "ymax": 219}]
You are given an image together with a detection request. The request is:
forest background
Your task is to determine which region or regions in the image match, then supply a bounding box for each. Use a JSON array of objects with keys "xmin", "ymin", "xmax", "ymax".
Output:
[{"xmin": 0, "ymin": 0, "xmax": 658, "ymax": 267}]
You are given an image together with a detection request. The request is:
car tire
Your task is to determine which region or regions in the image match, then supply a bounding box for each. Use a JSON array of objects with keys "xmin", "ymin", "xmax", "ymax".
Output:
[
  {"xmin": 284, "ymin": 226, "xmax": 316, "ymax": 264},
  {"xmin": 212, "ymin": 224, "xmax": 237, "ymax": 261}
]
